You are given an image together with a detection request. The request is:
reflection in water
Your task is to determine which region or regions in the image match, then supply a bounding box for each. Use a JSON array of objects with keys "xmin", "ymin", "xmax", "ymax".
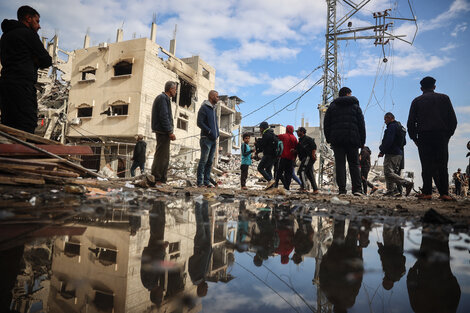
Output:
[
  {"xmin": 319, "ymin": 219, "xmax": 364, "ymax": 313},
  {"xmin": 189, "ymin": 200, "xmax": 212, "ymax": 298},
  {"xmin": 378, "ymin": 224, "xmax": 406, "ymax": 290},
  {"xmin": 0, "ymin": 199, "xmax": 468, "ymax": 312},
  {"xmin": 407, "ymin": 227, "xmax": 461, "ymax": 313}
]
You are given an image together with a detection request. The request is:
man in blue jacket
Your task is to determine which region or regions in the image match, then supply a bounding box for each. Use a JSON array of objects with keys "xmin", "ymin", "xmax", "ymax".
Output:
[
  {"xmin": 0, "ymin": 6, "xmax": 52, "ymax": 133},
  {"xmin": 151, "ymin": 81, "xmax": 177, "ymax": 185},
  {"xmin": 196, "ymin": 90, "xmax": 219, "ymax": 187},
  {"xmin": 378, "ymin": 112, "xmax": 413, "ymax": 196}
]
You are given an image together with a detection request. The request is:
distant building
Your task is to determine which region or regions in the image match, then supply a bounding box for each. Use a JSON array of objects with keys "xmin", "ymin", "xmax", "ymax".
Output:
[{"xmin": 65, "ymin": 24, "xmax": 241, "ymax": 176}]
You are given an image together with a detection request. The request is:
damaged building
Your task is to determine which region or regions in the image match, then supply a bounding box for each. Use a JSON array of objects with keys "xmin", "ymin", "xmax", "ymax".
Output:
[{"xmin": 63, "ymin": 23, "xmax": 242, "ymax": 177}]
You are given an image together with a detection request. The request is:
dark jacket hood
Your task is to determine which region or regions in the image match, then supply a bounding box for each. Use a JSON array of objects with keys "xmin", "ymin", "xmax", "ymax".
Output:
[{"xmin": 1, "ymin": 19, "xmax": 25, "ymax": 33}]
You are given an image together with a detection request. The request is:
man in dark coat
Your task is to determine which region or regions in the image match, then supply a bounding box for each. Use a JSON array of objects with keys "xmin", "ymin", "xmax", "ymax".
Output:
[
  {"xmin": 255, "ymin": 121, "xmax": 278, "ymax": 189},
  {"xmin": 151, "ymin": 81, "xmax": 177, "ymax": 184},
  {"xmin": 379, "ymin": 112, "xmax": 414, "ymax": 196},
  {"xmin": 407, "ymin": 76, "xmax": 457, "ymax": 201},
  {"xmin": 324, "ymin": 87, "xmax": 366, "ymax": 195},
  {"xmin": 0, "ymin": 5, "xmax": 52, "ymax": 133},
  {"xmin": 296, "ymin": 127, "xmax": 319, "ymax": 193},
  {"xmin": 130, "ymin": 134, "xmax": 147, "ymax": 177},
  {"xmin": 196, "ymin": 90, "xmax": 220, "ymax": 187}
]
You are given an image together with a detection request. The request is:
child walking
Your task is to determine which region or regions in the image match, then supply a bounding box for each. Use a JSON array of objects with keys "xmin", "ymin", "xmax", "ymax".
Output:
[{"xmin": 241, "ymin": 133, "xmax": 253, "ymax": 189}]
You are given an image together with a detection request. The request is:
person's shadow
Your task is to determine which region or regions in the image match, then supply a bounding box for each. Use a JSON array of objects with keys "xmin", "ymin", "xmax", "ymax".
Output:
[
  {"xmin": 407, "ymin": 227, "xmax": 461, "ymax": 313},
  {"xmin": 319, "ymin": 219, "xmax": 364, "ymax": 313},
  {"xmin": 188, "ymin": 200, "xmax": 212, "ymax": 298}
]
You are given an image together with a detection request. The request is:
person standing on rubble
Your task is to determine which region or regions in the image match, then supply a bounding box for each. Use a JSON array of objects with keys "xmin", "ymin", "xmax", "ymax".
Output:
[
  {"xmin": 295, "ymin": 127, "xmax": 319, "ymax": 193},
  {"xmin": 255, "ymin": 121, "xmax": 278, "ymax": 189},
  {"xmin": 130, "ymin": 134, "xmax": 146, "ymax": 177},
  {"xmin": 196, "ymin": 90, "xmax": 220, "ymax": 187},
  {"xmin": 324, "ymin": 87, "xmax": 365, "ymax": 196},
  {"xmin": 151, "ymin": 81, "xmax": 177, "ymax": 185},
  {"xmin": 0, "ymin": 6, "xmax": 52, "ymax": 134},
  {"xmin": 359, "ymin": 146, "xmax": 378, "ymax": 195},
  {"xmin": 407, "ymin": 76, "xmax": 457, "ymax": 201},
  {"xmin": 378, "ymin": 112, "xmax": 414, "ymax": 197},
  {"xmin": 274, "ymin": 125, "xmax": 298, "ymax": 191}
]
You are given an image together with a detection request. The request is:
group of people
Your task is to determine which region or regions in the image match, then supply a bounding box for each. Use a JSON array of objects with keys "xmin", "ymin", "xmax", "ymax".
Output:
[{"xmin": 453, "ymin": 168, "xmax": 469, "ymax": 197}]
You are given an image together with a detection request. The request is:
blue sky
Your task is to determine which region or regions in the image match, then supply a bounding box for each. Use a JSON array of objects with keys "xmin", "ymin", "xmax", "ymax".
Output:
[{"xmin": 1, "ymin": 0, "xmax": 469, "ymax": 186}]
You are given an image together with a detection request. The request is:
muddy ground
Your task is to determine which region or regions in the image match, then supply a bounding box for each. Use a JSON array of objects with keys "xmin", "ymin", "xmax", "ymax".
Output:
[{"xmin": 1, "ymin": 181, "xmax": 469, "ymax": 230}]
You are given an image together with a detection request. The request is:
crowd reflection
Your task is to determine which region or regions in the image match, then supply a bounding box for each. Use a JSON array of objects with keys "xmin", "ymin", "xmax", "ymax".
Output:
[{"xmin": 0, "ymin": 200, "xmax": 465, "ymax": 312}]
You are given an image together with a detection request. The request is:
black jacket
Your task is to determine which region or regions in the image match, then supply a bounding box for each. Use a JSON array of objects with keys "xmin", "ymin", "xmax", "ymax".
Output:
[
  {"xmin": 257, "ymin": 128, "xmax": 277, "ymax": 156},
  {"xmin": 296, "ymin": 135, "xmax": 317, "ymax": 160},
  {"xmin": 151, "ymin": 92, "xmax": 173, "ymax": 133},
  {"xmin": 407, "ymin": 90, "xmax": 457, "ymax": 141},
  {"xmin": 0, "ymin": 19, "xmax": 52, "ymax": 83},
  {"xmin": 132, "ymin": 140, "xmax": 147, "ymax": 163},
  {"xmin": 324, "ymin": 96, "xmax": 366, "ymax": 148},
  {"xmin": 379, "ymin": 121, "xmax": 403, "ymax": 155}
]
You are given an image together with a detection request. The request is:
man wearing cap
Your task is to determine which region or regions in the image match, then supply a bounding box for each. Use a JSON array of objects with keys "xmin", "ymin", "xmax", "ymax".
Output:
[
  {"xmin": 296, "ymin": 127, "xmax": 319, "ymax": 193},
  {"xmin": 255, "ymin": 121, "xmax": 278, "ymax": 189},
  {"xmin": 130, "ymin": 134, "xmax": 147, "ymax": 177},
  {"xmin": 407, "ymin": 76, "xmax": 457, "ymax": 201},
  {"xmin": 324, "ymin": 87, "xmax": 366, "ymax": 196}
]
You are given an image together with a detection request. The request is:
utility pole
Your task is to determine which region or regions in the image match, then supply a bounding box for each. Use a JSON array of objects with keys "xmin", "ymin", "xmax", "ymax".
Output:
[{"xmin": 317, "ymin": 0, "xmax": 417, "ymax": 188}]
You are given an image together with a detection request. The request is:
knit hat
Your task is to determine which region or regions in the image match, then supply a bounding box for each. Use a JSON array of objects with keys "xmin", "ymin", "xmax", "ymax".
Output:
[{"xmin": 259, "ymin": 121, "xmax": 269, "ymax": 130}]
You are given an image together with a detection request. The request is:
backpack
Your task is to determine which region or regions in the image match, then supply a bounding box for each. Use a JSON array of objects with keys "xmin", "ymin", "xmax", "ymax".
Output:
[{"xmin": 395, "ymin": 122, "xmax": 407, "ymax": 148}]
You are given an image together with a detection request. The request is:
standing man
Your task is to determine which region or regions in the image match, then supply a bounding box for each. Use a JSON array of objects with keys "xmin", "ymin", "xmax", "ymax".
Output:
[
  {"xmin": 196, "ymin": 90, "xmax": 219, "ymax": 187},
  {"xmin": 378, "ymin": 112, "xmax": 414, "ymax": 196},
  {"xmin": 407, "ymin": 76, "xmax": 457, "ymax": 201},
  {"xmin": 324, "ymin": 87, "xmax": 366, "ymax": 196},
  {"xmin": 359, "ymin": 146, "xmax": 378, "ymax": 195},
  {"xmin": 0, "ymin": 6, "xmax": 52, "ymax": 133},
  {"xmin": 274, "ymin": 125, "xmax": 298, "ymax": 190},
  {"xmin": 130, "ymin": 135, "xmax": 146, "ymax": 177},
  {"xmin": 151, "ymin": 81, "xmax": 177, "ymax": 185},
  {"xmin": 255, "ymin": 121, "xmax": 278, "ymax": 189},
  {"xmin": 453, "ymin": 168, "xmax": 463, "ymax": 196},
  {"xmin": 296, "ymin": 127, "xmax": 319, "ymax": 193}
]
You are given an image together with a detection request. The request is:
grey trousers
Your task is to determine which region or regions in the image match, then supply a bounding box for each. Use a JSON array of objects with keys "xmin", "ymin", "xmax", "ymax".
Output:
[
  {"xmin": 152, "ymin": 133, "xmax": 170, "ymax": 183},
  {"xmin": 384, "ymin": 154, "xmax": 409, "ymax": 191}
]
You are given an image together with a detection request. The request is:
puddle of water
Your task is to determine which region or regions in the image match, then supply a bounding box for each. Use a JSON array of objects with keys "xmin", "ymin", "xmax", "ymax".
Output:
[{"xmin": 0, "ymin": 198, "xmax": 469, "ymax": 312}]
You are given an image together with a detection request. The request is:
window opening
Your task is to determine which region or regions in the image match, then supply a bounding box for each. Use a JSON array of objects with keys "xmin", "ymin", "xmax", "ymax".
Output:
[
  {"xmin": 177, "ymin": 113, "xmax": 188, "ymax": 131},
  {"xmin": 81, "ymin": 69, "xmax": 96, "ymax": 80},
  {"xmin": 64, "ymin": 242, "xmax": 80, "ymax": 257},
  {"xmin": 110, "ymin": 102, "xmax": 128, "ymax": 116},
  {"xmin": 202, "ymin": 67, "xmax": 210, "ymax": 80},
  {"xmin": 114, "ymin": 61, "xmax": 132, "ymax": 76},
  {"xmin": 178, "ymin": 78, "xmax": 196, "ymax": 110},
  {"xmin": 77, "ymin": 106, "xmax": 92, "ymax": 118}
]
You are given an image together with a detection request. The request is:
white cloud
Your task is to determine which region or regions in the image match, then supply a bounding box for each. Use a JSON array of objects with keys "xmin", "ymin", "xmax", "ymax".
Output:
[
  {"xmin": 455, "ymin": 106, "xmax": 470, "ymax": 115},
  {"xmin": 421, "ymin": 0, "xmax": 470, "ymax": 32},
  {"xmin": 451, "ymin": 22, "xmax": 468, "ymax": 37},
  {"xmin": 440, "ymin": 43, "xmax": 459, "ymax": 52},
  {"xmin": 262, "ymin": 74, "xmax": 317, "ymax": 95}
]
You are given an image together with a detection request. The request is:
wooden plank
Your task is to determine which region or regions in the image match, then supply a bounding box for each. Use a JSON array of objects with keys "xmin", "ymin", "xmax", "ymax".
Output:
[
  {"xmin": 0, "ymin": 144, "xmax": 93, "ymax": 156},
  {"xmin": 0, "ymin": 124, "xmax": 61, "ymax": 145},
  {"xmin": 0, "ymin": 175, "xmax": 45, "ymax": 185},
  {"xmin": 0, "ymin": 157, "xmax": 58, "ymax": 169}
]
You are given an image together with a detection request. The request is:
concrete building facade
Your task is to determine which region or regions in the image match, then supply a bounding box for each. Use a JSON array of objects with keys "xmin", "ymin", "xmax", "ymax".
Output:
[{"xmin": 66, "ymin": 24, "xmax": 241, "ymax": 177}]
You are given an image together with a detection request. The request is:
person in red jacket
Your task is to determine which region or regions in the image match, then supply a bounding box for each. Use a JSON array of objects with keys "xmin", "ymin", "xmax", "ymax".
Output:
[{"xmin": 274, "ymin": 125, "xmax": 298, "ymax": 190}]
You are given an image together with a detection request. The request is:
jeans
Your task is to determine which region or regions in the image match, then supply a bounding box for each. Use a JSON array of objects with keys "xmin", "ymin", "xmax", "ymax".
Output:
[
  {"xmin": 417, "ymin": 131, "xmax": 449, "ymax": 195},
  {"xmin": 361, "ymin": 167, "xmax": 374, "ymax": 194},
  {"xmin": 275, "ymin": 158, "xmax": 294, "ymax": 190},
  {"xmin": 332, "ymin": 145, "xmax": 362, "ymax": 193},
  {"xmin": 130, "ymin": 160, "xmax": 145, "ymax": 177},
  {"xmin": 197, "ymin": 137, "xmax": 216, "ymax": 186},
  {"xmin": 240, "ymin": 164, "xmax": 249, "ymax": 187},
  {"xmin": 258, "ymin": 155, "xmax": 276, "ymax": 181}
]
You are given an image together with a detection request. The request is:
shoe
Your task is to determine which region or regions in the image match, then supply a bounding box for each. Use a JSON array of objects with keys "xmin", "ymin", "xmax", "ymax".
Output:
[
  {"xmin": 241, "ymin": 186, "xmax": 248, "ymax": 190},
  {"xmin": 393, "ymin": 192, "xmax": 402, "ymax": 197},
  {"xmin": 338, "ymin": 190, "xmax": 347, "ymax": 195},
  {"xmin": 265, "ymin": 180, "xmax": 275, "ymax": 190},
  {"xmin": 370, "ymin": 187, "xmax": 378, "ymax": 195},
  {"xmin": 312, "ymin": 190, "xmax": 320, "ymax": 194},
  {"xmin": 353, "ymin": 191, "xmax": 364, "ymax": 197},
  {"xmin": 383, "ymin": 191, "xmax": 395, "ymax": 197},
  {"xmin": 205, "ymin": 185, "xmax": 214, "ymax": 188},
  {"xmin": 416, "ymin": 194, "xmax": 432, "ymax": 200},
  {"xmin": 438, "ymin": 194, "xmax": 455, "ymax": 201},
  {"xmin": 405, "ymin": 182, "xmax": 414, "ymax": 196}
]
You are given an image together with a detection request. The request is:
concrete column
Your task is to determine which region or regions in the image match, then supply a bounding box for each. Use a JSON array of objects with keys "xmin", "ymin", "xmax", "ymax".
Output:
[
  {"xmin": 169, "ymin": 39, "xmax": 176, "ymax": 55},
  {"xmin": 116, "ymin": 28, "xmax": 123, "ymax": 42},
  {"xmin": 150, "ymin": 22, "xmax": 157, "ymax": 42},
  {"xmin": 84, "ymin": 34, "xmax": 90, "ymax": 48}
]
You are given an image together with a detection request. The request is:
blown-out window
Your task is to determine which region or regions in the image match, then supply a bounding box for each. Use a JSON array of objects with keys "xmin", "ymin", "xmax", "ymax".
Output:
[{"xmin": 114, "ymin": 61, "xmax": 132, "ymax": 76}]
